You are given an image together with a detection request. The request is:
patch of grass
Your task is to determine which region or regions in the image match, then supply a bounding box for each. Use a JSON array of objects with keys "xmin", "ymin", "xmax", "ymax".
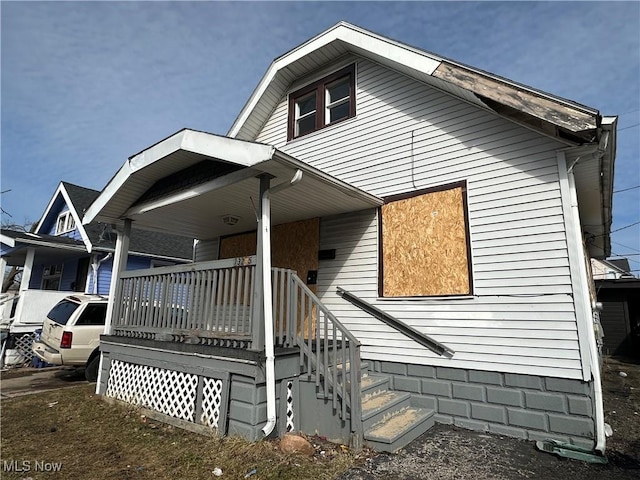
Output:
[{"xmin": 1, "ymin": 385, "xmax": 358, "ymax": 479}]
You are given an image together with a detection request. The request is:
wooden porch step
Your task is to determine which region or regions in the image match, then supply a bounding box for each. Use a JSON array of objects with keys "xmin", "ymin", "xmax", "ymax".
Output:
[
  {"xmin": 361, "ymin": 390, "xmax": 411, "ymax": 430},
  {"xmin": 364, "ymin": 406, "xmax": 435, "ymax": 453},
  {"xmin": 359, "ymin": 373, "xmax": 389, "ymax": 395}
]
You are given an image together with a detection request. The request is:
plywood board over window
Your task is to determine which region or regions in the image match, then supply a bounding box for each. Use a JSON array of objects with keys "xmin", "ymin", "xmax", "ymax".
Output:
[{"xmin": 380, "ymin": 182, "xmax": 472, "ymax": 297}]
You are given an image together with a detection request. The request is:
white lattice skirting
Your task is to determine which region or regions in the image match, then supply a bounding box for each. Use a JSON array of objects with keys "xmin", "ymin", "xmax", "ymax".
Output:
[
  {"xmin": 285, "ymin": 380, "xmax": 295, "ymax": 432},
  {"xmin": 106, "ymin": 360, "xmax": 223, "ymax": 429},
  {"xmin": 11, "ymin": 333, "xmax": 36, "ymax": 366}
]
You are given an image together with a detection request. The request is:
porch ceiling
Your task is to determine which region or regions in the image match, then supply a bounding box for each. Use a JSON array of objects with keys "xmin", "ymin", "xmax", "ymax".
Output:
[{"xmin": 83, "ymin": 129, "xmax": 383, "ymax": 240}]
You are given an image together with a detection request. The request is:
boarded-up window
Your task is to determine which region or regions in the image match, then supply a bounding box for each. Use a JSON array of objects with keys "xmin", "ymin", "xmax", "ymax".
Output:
[{"xmin": 380, "ymin": 182, "xmax": 472, "ymax": 297}]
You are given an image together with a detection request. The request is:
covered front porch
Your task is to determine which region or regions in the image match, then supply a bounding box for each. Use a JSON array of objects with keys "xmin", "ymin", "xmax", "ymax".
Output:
[{"xmin": 85, "ymin": 129, "xmax": 382, "ymax": 442}]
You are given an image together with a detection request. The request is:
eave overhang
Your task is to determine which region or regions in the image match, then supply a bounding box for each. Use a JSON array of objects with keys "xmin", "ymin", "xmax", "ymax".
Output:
[
  {"xmin": 83, "ymin": 129, "xmax": 383, "ymax": 240},
  {"xmin": 0, "ymin": 231, "xmax": 88, "ymax": 266},
  {"xmin": 228, "ymin": 21, "xmax": 601, "ymax": 146},
  {"xmin": 570, "ymin": 116, "xmax": 617, "ymax": 259}
]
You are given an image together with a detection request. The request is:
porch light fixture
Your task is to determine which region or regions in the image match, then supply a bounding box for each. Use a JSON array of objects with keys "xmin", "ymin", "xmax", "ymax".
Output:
[{"xmin": 221, "ymin": 214, "xmax": 240, "ymax": 226}]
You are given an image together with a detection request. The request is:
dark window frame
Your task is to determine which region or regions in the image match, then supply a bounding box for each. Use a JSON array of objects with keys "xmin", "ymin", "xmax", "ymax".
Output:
[
  {"xmin": 377, "ymin": 180, "xmax": 474, "ymax": 298},
  {"xmin": 287, "ymin": 64, "xmax": 356, "ymax": 141}
]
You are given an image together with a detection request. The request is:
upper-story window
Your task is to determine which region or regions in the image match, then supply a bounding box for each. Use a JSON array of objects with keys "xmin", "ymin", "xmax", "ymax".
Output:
[
  {"xmin": 288, "ymin": 64, "xmax": 355, "ymax": 140},
  {"xmin": 56, "ymin": 211, "xmax": 76, "ymax": 234}
]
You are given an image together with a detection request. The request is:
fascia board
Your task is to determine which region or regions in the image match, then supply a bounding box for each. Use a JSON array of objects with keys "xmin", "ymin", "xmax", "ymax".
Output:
[
  {"xmin": 1, "ymin": 234, "xmax": 16, "ymax": 248},
  {"xmin": 59, "ymin": 184, "xmax": 93, "ymax": 253},
  {"xmin": 181, "ymin": 130, "xmax": 275, "ymax": 166},
  {"xmin": 34, "ymin": 182, "xmax": 65, "ymax": 234},
  {"xmin": 228, "ymin": 23, "xmax": 442, "ymax": 138},
  {"xmin": 11, "ymin": 238, "xmax": 87, "ymax": 252},
  {"xmin": 84, "ymin": 129, "xmax": 277, "ymax": 224},
  {"xmin": 34, "ymin": 182, "xmax": 92, "ymax": 253},
  {"xmin": 82, "ymin": 164, "xmax": 132, "ymax": 225}
]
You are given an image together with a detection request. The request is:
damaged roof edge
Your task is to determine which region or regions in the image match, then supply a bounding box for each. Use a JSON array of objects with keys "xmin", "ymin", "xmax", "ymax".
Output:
[
  {"xmin": 228, "ymin": 21, "xmax": 603, "ymax": 141},
  {"xmin": 600, "ymin": 116, "xmax": 617, "ymax": 257}
]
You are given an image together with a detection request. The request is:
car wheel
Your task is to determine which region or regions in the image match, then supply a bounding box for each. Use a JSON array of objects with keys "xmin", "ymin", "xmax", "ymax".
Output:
[{"xmin": 85, "ymin": 354, "xmax": 100, "ymax": 382}]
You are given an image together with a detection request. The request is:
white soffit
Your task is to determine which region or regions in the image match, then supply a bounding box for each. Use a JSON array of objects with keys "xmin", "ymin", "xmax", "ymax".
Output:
[
  {"xmin": 84, "ymin": 129, "xmax": 382, "ymax": 239},
  {"xmin": 83, "ymin": 130, "xmax": 277, "ymax": 225}
]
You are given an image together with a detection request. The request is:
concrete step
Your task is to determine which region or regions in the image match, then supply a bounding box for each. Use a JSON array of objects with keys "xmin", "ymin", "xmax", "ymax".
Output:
[{"xmin": 364, "ymin": 406, "xmax": 435, "ymax": 453}]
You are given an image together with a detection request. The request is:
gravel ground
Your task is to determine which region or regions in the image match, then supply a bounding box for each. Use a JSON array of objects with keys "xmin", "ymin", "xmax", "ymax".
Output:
[{"xmin": 338, "ymin": 356, "xmax": 640, "ymax": 480}]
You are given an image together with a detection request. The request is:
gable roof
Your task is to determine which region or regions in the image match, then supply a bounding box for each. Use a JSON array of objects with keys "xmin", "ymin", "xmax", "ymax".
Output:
[
  {"xmin": 227, "ymin": 21, "xmax": 616, "ymax": 258},
  {"xmin": 63, "ymin": 181, "xmax": 100, "ymax": 217},
  {"xmin": 35, "ymin": 181, "xmax": 94, "ymax": 252},
  {"xmin": 34, "ymin": 181, "xmax": 193, "ymax": 260},
  {"xmin": 82, "ymin": 129, "xmax": 383, "ymax": 240},
  {"xmin": 229, "ymin": 21, "xmax": 601, "ymax": 145}
]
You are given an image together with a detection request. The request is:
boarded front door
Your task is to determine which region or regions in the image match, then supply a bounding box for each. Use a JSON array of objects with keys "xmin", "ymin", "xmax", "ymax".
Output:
[{"xmin": 219, "ymin": 218, "xmax": 320, "ymax": 337}]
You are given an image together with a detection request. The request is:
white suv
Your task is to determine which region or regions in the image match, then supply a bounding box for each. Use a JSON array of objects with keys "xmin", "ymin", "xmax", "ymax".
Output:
[{"xmin": 32, "ymin": 294, "xmax": 108, "ymax": 381}]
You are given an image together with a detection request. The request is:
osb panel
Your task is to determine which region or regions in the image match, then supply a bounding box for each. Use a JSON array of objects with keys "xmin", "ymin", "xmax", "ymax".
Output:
[
  {"xmin": 219, "ymin": 218, "xmax": 319, "ymax": 283},
  {"xmin": 382, "ymin": 187, "xmax": 470, "ymax": 296},
  {"xmin": 219, "ymin": 231, "xmax": 257, "ymax": 259},
  {"xmin": 219, "ymin": 218, "xmax": 320, "ymax": 335}
]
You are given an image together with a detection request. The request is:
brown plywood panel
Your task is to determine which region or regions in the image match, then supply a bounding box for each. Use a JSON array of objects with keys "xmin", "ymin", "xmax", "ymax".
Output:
[
  {"xmin": 382, "ymin": 186, "xmax": 470, "ymax": 296},
  {"xmin": 220, "ymin": 218, "xmax": 320, "ymax": 335},
  {"xmin": 220, "ymin": 218, "xmax": 319, "ymax": 282}
]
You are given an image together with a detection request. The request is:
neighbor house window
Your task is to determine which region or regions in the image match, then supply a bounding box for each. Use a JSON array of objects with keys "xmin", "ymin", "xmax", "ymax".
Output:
[
  {"xmin": 288, "ymin": 64, "xmax": 355, "ymax": 140},
  {"xmin": 42, "ymin": 264, "xmax": 63, "ymax": 290},
  {"xmin": 56, "ymin": 211, "xmax": 76, "ymax": 234},
  {"xmin": 379, "ymin": 181, "xmax": 473, "ymax": 297}
]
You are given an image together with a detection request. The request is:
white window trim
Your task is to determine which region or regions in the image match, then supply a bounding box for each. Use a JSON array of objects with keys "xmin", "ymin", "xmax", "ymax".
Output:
[{"xmin": 56, "ymin": 211, "xmax": 76, "ymax": 235}]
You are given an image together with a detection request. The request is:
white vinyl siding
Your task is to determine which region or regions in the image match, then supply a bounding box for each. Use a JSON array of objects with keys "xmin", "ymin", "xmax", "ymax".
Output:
[
  {"xmin": 256, "ymin": 58, "xmax": 580, "ymax": 379},
  {"xmin": 318, "ymin": 210, "xmax": 581, "ymax": 379},
  {"xmin": 194, "ymin": 238, "xmax": 219, "ymax": 262}
]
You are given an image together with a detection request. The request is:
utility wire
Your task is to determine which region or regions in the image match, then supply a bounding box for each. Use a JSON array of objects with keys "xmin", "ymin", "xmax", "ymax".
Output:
[
  {"xmin": 611, "ymin": 221, "xmax": 640, "ymax": 234},
  {"xmin": 618, "ymin": 123, "xmax": 639, "ymax": 132},
  {"xmin": 590, "ymin": 220, "xmax": 640, "ymax": 239},
  {"xmin": 612, "ymin": 240, "xmax": 640, "ymax": 253},
  {"xmin": 613, "ymin": 185, "xmax": 640, "ymax": 194}
]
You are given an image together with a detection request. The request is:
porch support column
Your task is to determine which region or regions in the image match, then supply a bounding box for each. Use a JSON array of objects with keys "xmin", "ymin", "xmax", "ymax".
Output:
[
  {"xmin": 12, "ymin": 247, "xmax": 35, "ymax": 325},
  {"xmin": 96, "ymin": 219, "xmax": 130, "ymax": 393},
  {"xmin": 251, "ymin": 175, "xmax": 271, "ymax": 351},
  {"xmin": 104, "ymin": 219, "xmax": 131, "ymax": 335},
  {"xmin": 19, "ymin": 247, "xmax": 35, "ymax": 293}
]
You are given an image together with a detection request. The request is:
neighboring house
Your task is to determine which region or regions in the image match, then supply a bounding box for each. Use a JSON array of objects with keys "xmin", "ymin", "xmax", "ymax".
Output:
[
  {"xmin": 591, "ymin": 258, "xmax": 639, "ymax": 357},
  {"xmin": 0, "ymin": 181, "xmax": 193, "ymax": 366},
  {"xmin": 83, "ymin": 23, "xmax": 616, "ymax": 454}
]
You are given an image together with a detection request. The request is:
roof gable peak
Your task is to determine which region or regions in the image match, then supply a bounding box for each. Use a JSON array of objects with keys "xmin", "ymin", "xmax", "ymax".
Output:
[{"xmin": 34, "ymin": 181, "xmax": 94, "ymax": 253}]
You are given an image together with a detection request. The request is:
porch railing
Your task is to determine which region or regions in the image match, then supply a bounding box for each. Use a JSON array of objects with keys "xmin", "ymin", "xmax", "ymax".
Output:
[
  {"xmin": 112, "ymin": 257, "xmax": 256, "ymax": 347},
  {"xmin": 111, "ymin": 260, "xmax": 362, "ymax": 443},
  {"xmin": 272, "ymin": 268, "xmax": 362, "ymax": 444}
]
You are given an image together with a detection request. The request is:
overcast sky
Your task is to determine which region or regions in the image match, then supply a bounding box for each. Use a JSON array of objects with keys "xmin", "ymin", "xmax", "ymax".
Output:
[{"xmin": 2, "ymin": 2, "xmax": 639, "ymax": 270}]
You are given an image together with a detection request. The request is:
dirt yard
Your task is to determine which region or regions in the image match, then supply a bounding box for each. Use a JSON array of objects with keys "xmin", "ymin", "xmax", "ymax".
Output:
[
  {"xmin": 339, "ymin": 356, "xmax": 640, "ymax": 480},
  {"xmin": 1, "ymin": 357, "xmax": 638, "ymax": 479}
]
